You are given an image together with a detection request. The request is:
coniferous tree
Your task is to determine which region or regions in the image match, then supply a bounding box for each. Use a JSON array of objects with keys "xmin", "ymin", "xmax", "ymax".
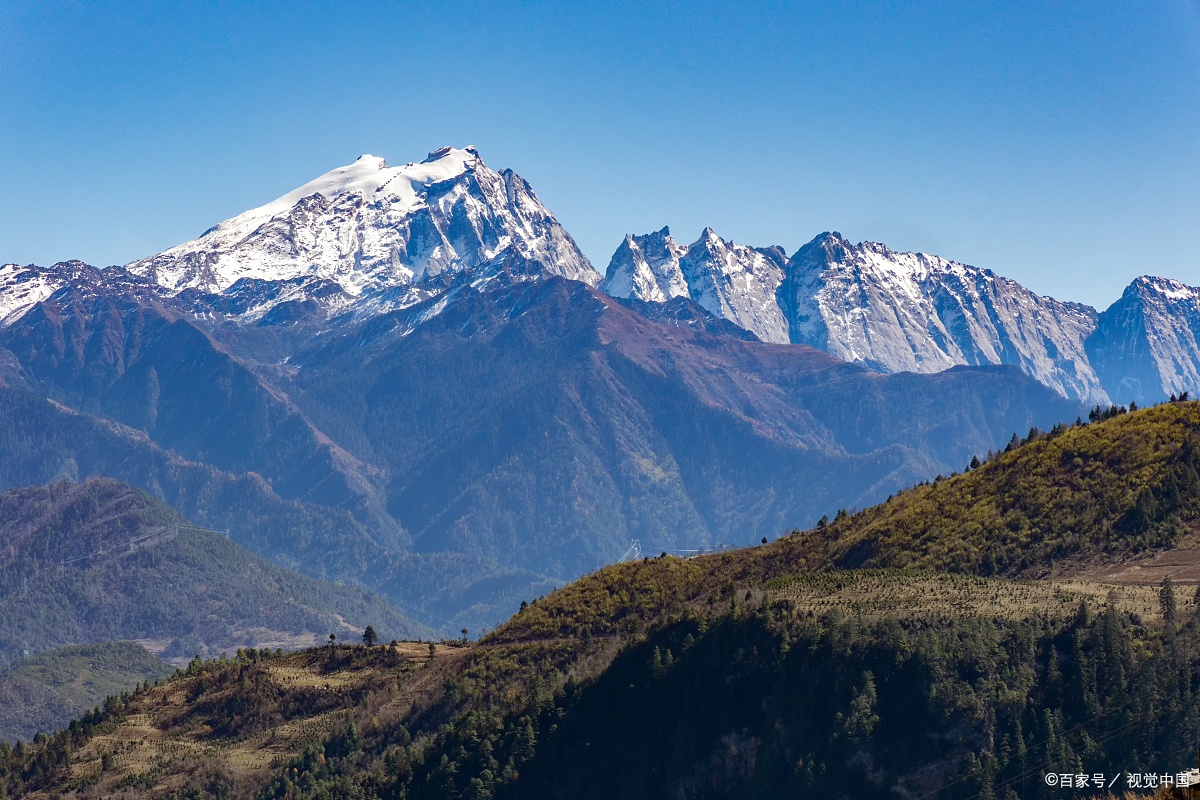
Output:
[{"xmin": 1160, "ymin": 578, "xmax": 1177, "ymax": 636}]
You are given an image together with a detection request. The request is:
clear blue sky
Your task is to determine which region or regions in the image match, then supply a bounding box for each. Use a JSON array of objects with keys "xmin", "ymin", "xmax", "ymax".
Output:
[{"xmin": 2, "ymin": 0, "xmax": 1197, "ymax": 310}]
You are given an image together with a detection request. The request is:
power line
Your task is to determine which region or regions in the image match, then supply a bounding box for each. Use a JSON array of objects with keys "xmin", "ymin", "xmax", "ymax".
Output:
[{"xmin": 56, "ymin": 523, "xmax": 228, "ymax": 569}]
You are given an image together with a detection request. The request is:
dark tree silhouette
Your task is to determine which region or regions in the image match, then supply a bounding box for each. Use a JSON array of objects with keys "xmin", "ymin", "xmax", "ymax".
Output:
[{"xmin": 362, "ymin": 625, "xmax": 378, "ymax": 647}]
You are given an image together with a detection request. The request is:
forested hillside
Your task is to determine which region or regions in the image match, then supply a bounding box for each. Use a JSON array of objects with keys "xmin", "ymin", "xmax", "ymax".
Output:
[
  {"xmin": 792, "ymin": 401, "xmax": 1200, "ymax": 576},
  {"xmin": 0, "ymin": 643, "xmax": 173, "ymax": 744},
  {"xmin": 7, "ymin": 405, "xmax": 1200, "ymax": 799},
  {"xmin": 0, "ymin": 478, "xmax": 431, "ymax": 668}
]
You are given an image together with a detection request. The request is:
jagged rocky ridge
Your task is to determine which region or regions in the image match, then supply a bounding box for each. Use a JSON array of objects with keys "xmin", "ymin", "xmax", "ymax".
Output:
[
  {"xmin": 601, "ymin": 227, "xmax": 1200, "ymax": 405},
  {"xmin": 1087, "ymin": 276, "xmax": 1200, "ymax": 405}
]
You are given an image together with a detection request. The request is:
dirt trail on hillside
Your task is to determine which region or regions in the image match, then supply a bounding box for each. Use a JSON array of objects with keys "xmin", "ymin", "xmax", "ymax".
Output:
[{"xmin": 1072, "ymin": 530, "xmax": 1200, "ymax": 587}]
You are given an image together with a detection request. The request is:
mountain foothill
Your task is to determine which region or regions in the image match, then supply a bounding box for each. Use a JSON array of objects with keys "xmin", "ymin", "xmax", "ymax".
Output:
[
  {"xmin": 6, "ymin": 403, "xmax": 1200, "ymax": 799},
  {"xmin": 0, "ymin": 146, "xmax": 1198, "ymax": 696}
]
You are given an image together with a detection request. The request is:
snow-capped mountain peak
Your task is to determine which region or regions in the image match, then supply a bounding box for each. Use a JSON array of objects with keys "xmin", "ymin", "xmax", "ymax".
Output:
[
  {"xmin": 0, "ymin": 262, "xmax": 71, "ymax": 327},
  {"xmin": 598, "ymin": 226, "xmax": 689, "ymax": 303},
  {"xmin": 1133, "ymin": 275, "xmax": 1199, "ymax": 301},
  {"xmin": 601, "ymin": 226, "xmax": 788, "ymax": 343},
  {"xmin": 123, "ymin": 146, "xmax": 598, "ymax": 317},
  {"xmin": 778, "ymin": 232, "xmax": 1107, "ymax": 401},
  {"xmin": 186, "ymin": 148, "xmax": 481, "ymax": 265},
  {"xmin": 1087, "ymin": 275, "xmax": 1200, "ymax": 403}
]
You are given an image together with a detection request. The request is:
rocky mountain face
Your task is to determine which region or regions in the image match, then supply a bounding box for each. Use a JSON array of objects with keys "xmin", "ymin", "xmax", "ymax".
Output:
[
  {"xmin": 119, "ymin": 147, "xmax": 599, "ymax": 324},
  {"xmin": 603, "ymin": 228, "xmax": 1200, "ymax": 405},
  {"xmin": 598, "ymin": 226, "xmax": 689, "ymax": 303},
  {"xmin": 780, "ymin": 233, "xmax": 1107, "ymax": 403},
  {"xmin": 599, "ymin": 226, "xmax": 789, "ymax": 344},
  {"xmin": 1086, "ymin": 276, "xmax": 1200, "ymax": 404}
]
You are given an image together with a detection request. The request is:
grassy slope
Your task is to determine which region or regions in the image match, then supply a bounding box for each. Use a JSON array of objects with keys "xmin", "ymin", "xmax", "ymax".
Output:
[
  {"xmin": 10, "ymin": 567, "xmax": 1196, "ymax": 800},
  {"xmin": 0, "ymin": 643, "xmax": 174, "ymax": 744}
]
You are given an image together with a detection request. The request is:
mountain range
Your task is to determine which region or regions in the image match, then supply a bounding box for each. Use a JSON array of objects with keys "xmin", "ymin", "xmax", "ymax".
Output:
[
  {"xmin": 601, "ymin": 226, "xmax": 1200, "ymax": 406},
  {"xmin": 3, "ymin": 147, "xmax": 1197, "ymax": 405},
  {"xmin": 1, "ymin": 144, "xmax": 1196, "ymax": 630}
]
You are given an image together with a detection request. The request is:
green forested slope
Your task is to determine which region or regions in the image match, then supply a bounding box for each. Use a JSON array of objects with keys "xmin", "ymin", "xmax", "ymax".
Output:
[
  {"xmin": 0, "ymin": 642, "xmax": 173, "ymax": 744},
  {"xmin": 0, "ymin": 478, "xmax": 432, "ymax": 667},
  {"xmin": 7, "ymin": 571, "xmax": 1196, "ymax": 800},
  {"xmin": 797, "ymin": 401, "xmax": 1200, "ymax": 575}
]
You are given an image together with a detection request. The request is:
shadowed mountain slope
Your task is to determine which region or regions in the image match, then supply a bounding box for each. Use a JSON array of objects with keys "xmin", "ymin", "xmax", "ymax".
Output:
[
  {"xmin": 281, "ymin": 277, "xmax": 1084, "ymax": 578},
  {"xmin": 0, "ymin": 478, "xmax": 432, "ymax": 668},
  {"xmin": 0, "ymin": 267, "xmax": 1083, "ymax": 627},
  {"xmin": 0, "ymin": 642, "xmax": 174, "ymax": 744}
]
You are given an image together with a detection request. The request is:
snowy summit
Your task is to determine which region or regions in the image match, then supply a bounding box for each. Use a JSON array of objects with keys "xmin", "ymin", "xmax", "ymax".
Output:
[{"xmin": 125, "ymin": 147, "xmax": 598, "ymax": 317}]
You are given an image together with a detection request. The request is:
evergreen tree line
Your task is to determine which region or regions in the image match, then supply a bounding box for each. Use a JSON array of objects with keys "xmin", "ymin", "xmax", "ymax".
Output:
[{"xmin": 184, "ymin": 584, "xmax": 1200, "ymax": 800}]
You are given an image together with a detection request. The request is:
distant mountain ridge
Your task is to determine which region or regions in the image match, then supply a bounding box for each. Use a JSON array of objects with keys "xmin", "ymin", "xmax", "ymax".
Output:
[
  {"xmin": 2, "ymin": 148, "xmax": 1196, "ymax": 403},
  {"xmin": 0, "ymin": 267, "xmax": 1081, "ymax": 629},
  {"xmin": 0, "ymin": 477, "xmax": 432, "ymax": 668},
  {"xmin": 1087, "ymin": 276, "xmax": 1200, "ymax": 404},
  {"xmin": 601, "ymin": 227, "xmax": 1200, "ymax": 405}
]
